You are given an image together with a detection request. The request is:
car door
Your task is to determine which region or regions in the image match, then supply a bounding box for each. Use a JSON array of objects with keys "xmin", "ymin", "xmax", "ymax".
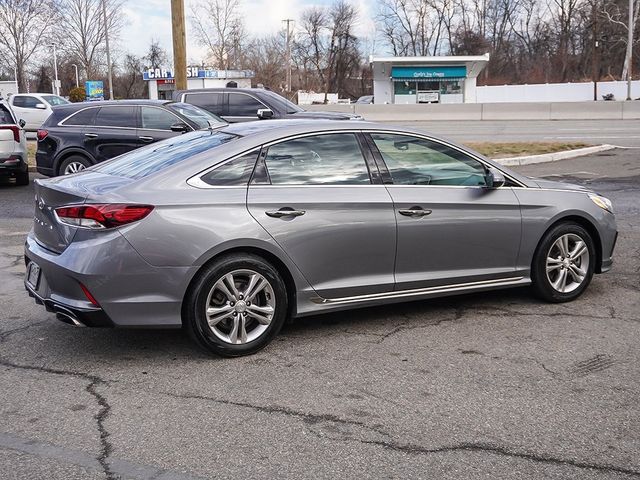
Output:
[
  {"xmin": 226, "ymin": 92, "xmax": 268, "ymax": 123},
  {"xmin": 137, "ymin": 105, "xmax": 189, "ymax": 146},
  {"xmin": 247, "ymin": 132, "xmax": 396, "ymax": 299},
  {"xmin": 9, "ymin": 95, "xmax": 44, "ymax": 130},
  {"xmin": 366, "ymin": 132, "xmax": 522, "ymax": 291},
  {"xmin": 83, "ymin": 105, "xmax": 139, "ymax": 162}
]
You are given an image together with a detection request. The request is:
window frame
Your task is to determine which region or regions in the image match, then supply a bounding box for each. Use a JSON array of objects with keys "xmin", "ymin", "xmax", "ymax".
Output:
[
  {"xmin": 226, "ymin": 92, "xmax": 269, "ymax": 118},
  {"xmin": 187, "ymin": 147, "xmax": 262, "ymax": 189},
  {"xmin": 93, "ymin": 105, "xmax": 139, "ymax": 129},
  {"xmin": 12, "ymin": 95, "xmax": 40, "ymax": 109},
  {"xmin": 58, "ymin": 107, "xmax": 100, "ymax": 127},
  {"xmin": 139, "ymin": 105, "xmax": 191, "ymax": 132},
  {"xmin": 183, "ymin": 92, "xmax": 225, "ymax": 116},
  {"xmin": 363, "ymin": 131, "xmax": 526, "ymax": 188}
]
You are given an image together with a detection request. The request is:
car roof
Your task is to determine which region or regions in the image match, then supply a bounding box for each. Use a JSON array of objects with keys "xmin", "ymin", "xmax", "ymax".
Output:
[{"xmin": 50, "ymin": 99, "xmax": 173, "ymax": 112}]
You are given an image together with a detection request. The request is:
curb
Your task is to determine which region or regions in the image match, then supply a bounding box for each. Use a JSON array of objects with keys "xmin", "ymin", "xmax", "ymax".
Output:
[{"xmin": 495, "ymin": 144, "xmax": 616, "ymax": 166}]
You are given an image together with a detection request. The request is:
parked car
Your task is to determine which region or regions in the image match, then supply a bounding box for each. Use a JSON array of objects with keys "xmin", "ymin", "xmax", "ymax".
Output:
[
  {"xmin": 36, "ymin": 100, "xmax": 226, "ymax": 176},
  {"xmin": 0, "ymin": 101, "xmax": 28, "ymax": 185},
  {"xmin": 173, "ymin": 87, "xmax": 363, "ymax": 122},
  {"xmin": 355, "ymin": 95, "xmax": 374, "ymax": 104},
  {"xmin": 24, "ymin": 120, "xmax": 617, "ymax": 357},
  {"xmin": 8, "ymin": 93, "xmax": 69, "ymax": 131}
]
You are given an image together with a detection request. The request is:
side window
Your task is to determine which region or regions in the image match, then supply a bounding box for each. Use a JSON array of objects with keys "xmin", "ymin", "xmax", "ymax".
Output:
[
  {"xmin": 370, "ymin": 133, "xmax": 487, "ymax": 186},
  {"xmin": 184, "ymin": 93, "xmax": 223, "ymax": 116},
  {"xmin": 141, "ymin": 107, "xmax": 181, "ymax": 130},
  {"xmin": 13, "ymin": 96, "xmax": 39, "ymax": 108},
  {"xmin": 64, "ymin": 108, "xmax": 98, "ymax": 126},
  {"xmin": 228, "ymin": 93, "xmax": 264, "ymax": 117},
  {"xmin": 264, "ymin": 133, "xmax": 371, "ymax": 185},
  {"xmin": 200, "ymin": 150, "xmax": 259, "ymax": 186},
  {"xmin": 94, "ymin": 106, "xmax": 136, "ymax": 128}
]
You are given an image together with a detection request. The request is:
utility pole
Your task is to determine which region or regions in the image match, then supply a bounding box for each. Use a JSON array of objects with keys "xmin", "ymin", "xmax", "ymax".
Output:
[
  {"xmin": 171, "ymin": 0, "xmax": 188, "ymax": 91},
  {"xmin": 102, "ymin": 0, "xmax": 114, "ymax": 100},
  {"xmin": 282, "ymin": 19, "xmax": 294, "ymax": 93},
  {"xmin": 592, "ymin": 0, "xmax": 599, "ymax": 101},
  {"xmin": 627, "ymin": 0, "xmax": 634, "ymax": 100},
  {"xmin": 50, "ymin": 43, "xmax": 60, "ymax": 96}
]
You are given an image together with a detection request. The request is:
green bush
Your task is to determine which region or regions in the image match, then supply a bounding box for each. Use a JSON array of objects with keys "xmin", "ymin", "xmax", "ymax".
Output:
[{"xmin": 69, "ymin": 86, "xmax": 86, "ymax": 102}]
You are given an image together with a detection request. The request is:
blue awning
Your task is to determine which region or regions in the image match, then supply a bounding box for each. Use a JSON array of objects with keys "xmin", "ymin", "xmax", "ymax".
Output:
[{"xmin": 391, "ymin": 66, "xmax": 467, "ymax": 79}]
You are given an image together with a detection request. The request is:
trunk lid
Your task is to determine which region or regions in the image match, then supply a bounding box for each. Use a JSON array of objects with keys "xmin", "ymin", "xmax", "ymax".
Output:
[{"xmin": 33, "ymin": 171, "xmax": 134, "ymax": 253}]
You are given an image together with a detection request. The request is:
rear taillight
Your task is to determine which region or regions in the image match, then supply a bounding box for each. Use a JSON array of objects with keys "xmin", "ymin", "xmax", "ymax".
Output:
[
  {"xmin": 37, "ymin": 129, "xmax": 48, "ymax": 141},
  {"xmin": 54, "ymin": 204, "xmax": 154, "ymax": 229},
  {"xmin": 0, "ymin": 125, "xmax": 20, "ymax": 142}
]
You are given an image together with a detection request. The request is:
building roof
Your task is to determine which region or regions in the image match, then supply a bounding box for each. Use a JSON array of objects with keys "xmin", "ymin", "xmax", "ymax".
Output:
[{"xmin": 369, "ymin": 54, "xmax": 490, "ymax": 78}]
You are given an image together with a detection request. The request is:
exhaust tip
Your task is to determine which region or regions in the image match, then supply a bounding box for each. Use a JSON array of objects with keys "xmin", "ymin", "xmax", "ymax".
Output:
[{"xmin": 55, "ymin": 309, "xmax": 85, "ymax": 327}]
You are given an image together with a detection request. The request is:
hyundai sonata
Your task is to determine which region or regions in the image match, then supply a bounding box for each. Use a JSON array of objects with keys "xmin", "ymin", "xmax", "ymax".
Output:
[{"xmin": 24, "ymin": 120, "xmax": 617, "ymax": 356}]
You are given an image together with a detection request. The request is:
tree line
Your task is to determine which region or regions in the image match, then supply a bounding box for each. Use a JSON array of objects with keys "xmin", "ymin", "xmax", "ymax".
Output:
[{"xmin": 0, "ymin": 0, "xmax": 637, "ymax": 100}]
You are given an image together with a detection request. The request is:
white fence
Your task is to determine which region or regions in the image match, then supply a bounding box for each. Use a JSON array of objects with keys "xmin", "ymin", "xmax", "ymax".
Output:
[{"xmin": 477, "ymin": 80, "xmax": 640, "ymax": 103}]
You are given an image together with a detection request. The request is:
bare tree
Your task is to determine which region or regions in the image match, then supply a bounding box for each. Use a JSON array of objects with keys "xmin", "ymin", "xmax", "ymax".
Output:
[
  {"xmin": 144, "ymin": 39, "xmax": 169, "ymax": 68},
  {"xmin": 190, "ymin": 0, "xmax": 245, "ymax": 69},
  {"xmin": 244, "ymin": 35, "xmax": 286, "ymax": 90},
  {"xmin": 57, "ymin": 0, "xmax": 124, "ymax": 80},
  {"xmin": 0, "ymin": 0, "xmax": 58, "ymax": 92},
  {"xmin": 295, "ymin": 7, "xmax": 329, "ymax": 92}
]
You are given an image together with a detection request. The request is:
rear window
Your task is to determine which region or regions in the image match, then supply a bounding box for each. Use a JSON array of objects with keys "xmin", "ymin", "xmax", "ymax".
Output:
[
  {"xmin": 0, "ymin": 104, "xmax": 15, "ymax": 124},
  {"xmin": 93, "ymin": 130, "xmax": 238, "ymax": 179}
]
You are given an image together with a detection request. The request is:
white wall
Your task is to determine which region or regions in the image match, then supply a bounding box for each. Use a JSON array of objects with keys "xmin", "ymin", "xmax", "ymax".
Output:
[
  {"xmin": 477, "ymin": 80, "xmax": 640, "ymax": 103},
  {"xmin": 0, "ymin": 80, "xmax": 18, "ymax": 99},
  {"xmin": 297, "ymin": 92, "xmax": 339, "ymax": 105}
]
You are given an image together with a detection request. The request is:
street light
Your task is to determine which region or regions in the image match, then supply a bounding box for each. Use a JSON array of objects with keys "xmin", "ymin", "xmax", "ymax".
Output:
[
  {"xmin": 49, "ymin": 43, "xmax": 60, "ymax": 96},
  {"xmin": 71, "ymin": 64, "xmax": 79, "ymax": 88}
]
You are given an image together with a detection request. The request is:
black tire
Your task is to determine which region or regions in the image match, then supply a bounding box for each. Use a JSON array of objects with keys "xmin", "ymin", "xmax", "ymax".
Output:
[
  {"xmin": 58, "ymin": 155, "xmax": 92, "ymax": 176},
  {"xmin": 185, "ymin": 253, "xmax": 288, "ymax": 357},
  {"xmin": 15, "ymin": 170, "xmax": 29, "ymax": 186},
  {"xmin": 531, "ymin": 222, "xmax": 596, "ymax": 303}
]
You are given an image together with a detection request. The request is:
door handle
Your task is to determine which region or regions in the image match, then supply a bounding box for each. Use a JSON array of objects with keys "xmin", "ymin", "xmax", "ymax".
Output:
[
  {"xmin": 139, "ymin": 136, "xmax": 154, "ymax": 142},
  {"xmin": 398, "ymin": 208, "xmax": 432, "ymax": 217},
  {"xmin": 84, "ymin": 133, "xmax": 98, "ymax": 138},
  {"xmin": 265, "ymin": 208, "xmax": 306, "ymax": 218}
]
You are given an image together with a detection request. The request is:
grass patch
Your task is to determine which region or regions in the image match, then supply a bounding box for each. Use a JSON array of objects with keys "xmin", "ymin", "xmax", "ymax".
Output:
[
  {"xmin": 27, "ymin": 141, "xmax": 36, "ymax": 166},
  {"xmin": 466, "ymin": 142, "xmax": 589, "ymax": 159}
]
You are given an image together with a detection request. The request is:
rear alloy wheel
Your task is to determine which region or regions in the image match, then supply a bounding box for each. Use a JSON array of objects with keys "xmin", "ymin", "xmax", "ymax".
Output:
[
  {"xmin": 185, "ymin": 254, "xmax": 288, "ymax": 357},
  {"xmin": 532, "ymin": 223, "xmax": 595, "ymax": 302},
  {"xmin": 59, "ymin": 155, "xmax": 91, "ymax": 175}
]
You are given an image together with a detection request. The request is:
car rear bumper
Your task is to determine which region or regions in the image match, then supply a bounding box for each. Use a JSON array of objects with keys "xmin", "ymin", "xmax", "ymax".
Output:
[
  {"xmin": 0, "ymin": 155, "xmax": 27, "ymax": 175},
  {"xmin": 23, "ymin": 230, "xmax": 192, "ymax": 328}
]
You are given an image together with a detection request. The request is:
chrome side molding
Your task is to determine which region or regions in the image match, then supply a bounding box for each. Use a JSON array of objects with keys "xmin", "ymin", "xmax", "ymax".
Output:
[{"xmin": 311, "ymin": 277, "xmax": 528, "ymax": 305}]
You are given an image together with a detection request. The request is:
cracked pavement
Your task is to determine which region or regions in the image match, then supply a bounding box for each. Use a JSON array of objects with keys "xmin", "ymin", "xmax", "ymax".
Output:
[{"xmin": 0, "ymin": 149, "xmax": 639, "ymax": 479}]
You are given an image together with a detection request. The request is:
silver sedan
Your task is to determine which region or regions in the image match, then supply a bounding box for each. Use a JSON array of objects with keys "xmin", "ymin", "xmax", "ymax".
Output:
[{"xmin": 24, "ymin": 120, "xmax": 617, "ymax": 356}]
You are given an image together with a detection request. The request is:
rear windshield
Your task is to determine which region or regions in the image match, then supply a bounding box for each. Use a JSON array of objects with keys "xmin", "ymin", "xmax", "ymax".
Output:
[
  {"xmin": 93, "ymin": 130, "xmax": 237, "ymax": 179},
  {"xmin": 0, "ymin": 104, "xmax": 15, "ymax": 124}
]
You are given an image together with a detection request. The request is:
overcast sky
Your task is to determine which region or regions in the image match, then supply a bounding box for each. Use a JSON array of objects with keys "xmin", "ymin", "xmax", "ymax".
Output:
[{"xmin": 120, "ymin": 0, "xmax": 377, "ymax": 65}]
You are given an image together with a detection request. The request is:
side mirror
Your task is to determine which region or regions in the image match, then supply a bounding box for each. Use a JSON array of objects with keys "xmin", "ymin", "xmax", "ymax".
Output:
[
  {"xmin": 257, "ymin": 108, "xmax": 274, "ymax": 120},
  {"xmin": 18, "ymin": 119, "xmax": 26, "ymax": 128},
  {"xmin": 485, "ymin": 168, "xmax": 506, "ymax": 189},
  {"xmin": 170, "ymin": 122, "xmax": 189, "ymax": 133},
  {"xmin": 35, "ymin": 103, "xmax": 47, "ymax": 110}
]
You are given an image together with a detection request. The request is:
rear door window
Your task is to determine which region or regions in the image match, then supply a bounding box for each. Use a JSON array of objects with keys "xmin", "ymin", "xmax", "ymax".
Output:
[
  {"xmin": 227, "ymin": 93, "xmax": 265, "ymax": 117},
  {"xmin": 184, "ymin": 93, "xmax": 224, "ymax": 116},
  {"xmin": 95, "ymin": 106, "xmax": 137, "ymax": 128}
]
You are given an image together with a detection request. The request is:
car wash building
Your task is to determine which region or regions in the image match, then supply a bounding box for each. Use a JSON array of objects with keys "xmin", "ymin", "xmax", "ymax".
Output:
[
  {"xmin": 143, "ymin": 67, "xmax": 255, "ymax": 100},
  {"xmin": 370, "ymin": 54, "xmax": 489, "ymax": 104}
]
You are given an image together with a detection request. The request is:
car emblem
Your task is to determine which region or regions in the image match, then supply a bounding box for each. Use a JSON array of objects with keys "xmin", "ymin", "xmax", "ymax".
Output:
[{"xmin": 37, "ymin": 198, "xmax": 45, "ymax": 210}]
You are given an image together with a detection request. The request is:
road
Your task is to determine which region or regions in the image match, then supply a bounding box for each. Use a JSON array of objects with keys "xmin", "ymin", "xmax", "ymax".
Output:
[
  {"xmin": 0, "ymin": 150, "xmax": 639, "ymax": 479},
  {"xmin": 396, "ymin": 119, "xmax": 640, "ymax": 147}
]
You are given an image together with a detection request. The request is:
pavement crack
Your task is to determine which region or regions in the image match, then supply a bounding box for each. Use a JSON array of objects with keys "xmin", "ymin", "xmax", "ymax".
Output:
[
  {"xmin": 0, "ymin": 320, "xmax": 49, "ymax": 343},
  {"xmin": 0, "ymin": 358, "xmax": 114, "ymax": 479}
]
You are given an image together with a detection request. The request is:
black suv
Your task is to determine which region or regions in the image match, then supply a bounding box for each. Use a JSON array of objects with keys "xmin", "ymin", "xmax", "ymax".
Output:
[
  {"xmin": 36, "ymin": 100, "xmax": 225, "ymax": 176},
  {"xmin": 173, "ymin": 88, "xmax": 362, "ymax": 123}
]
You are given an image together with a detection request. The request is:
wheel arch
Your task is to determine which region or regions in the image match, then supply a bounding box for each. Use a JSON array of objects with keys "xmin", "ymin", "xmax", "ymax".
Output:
[
  {"xmin": 180, "ymin": 245, "xmax": 299, "ymax": 327},
  {"xmin": 535, "ymin": 214, "xmax": 604, "ymax": 274}
]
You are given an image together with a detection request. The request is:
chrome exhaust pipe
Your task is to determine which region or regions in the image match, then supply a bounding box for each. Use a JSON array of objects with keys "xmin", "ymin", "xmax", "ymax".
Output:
[{"xmin": 54, "ymin": 307, "xmax": 85, "ymax": 327}]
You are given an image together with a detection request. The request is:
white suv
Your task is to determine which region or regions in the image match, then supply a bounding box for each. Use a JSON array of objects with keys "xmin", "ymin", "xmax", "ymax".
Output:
[
  {"xmin": 0, "ymin": 101, "xmax": 28, "ymax": 185},
  {"xmin": 8, "ymin": 93, "xmax": 69, "ymax": 131}
]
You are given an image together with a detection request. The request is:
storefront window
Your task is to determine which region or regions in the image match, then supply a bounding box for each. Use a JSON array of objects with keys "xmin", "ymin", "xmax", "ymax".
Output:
[
  {"xmin": 440, "ymin": 80, "xmax": 463, "ymax": 94},
  {"xmin": 417, "ymin": 81, "xmax": 440, "ymax": 91},
  {"xmin": 394, "ymin": 81, "xmax": 416, "ymax": 95}
]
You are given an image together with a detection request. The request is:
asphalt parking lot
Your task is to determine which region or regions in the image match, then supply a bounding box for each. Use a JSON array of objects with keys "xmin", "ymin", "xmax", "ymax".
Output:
[{"xmin": 0, "ymin": 148, "xmax": 639, "ymax": 479}]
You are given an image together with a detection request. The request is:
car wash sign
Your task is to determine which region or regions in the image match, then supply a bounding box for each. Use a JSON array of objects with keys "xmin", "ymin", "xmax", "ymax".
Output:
[{"xmin": 143, "ymin": 67, "xmax": 254, "ymax": 80}]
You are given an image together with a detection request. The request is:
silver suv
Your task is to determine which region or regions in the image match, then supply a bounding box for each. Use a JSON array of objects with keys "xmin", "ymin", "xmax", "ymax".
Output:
[{"xmin": 0, "ymin": 100, "xmax": 28, "ymax": 185}]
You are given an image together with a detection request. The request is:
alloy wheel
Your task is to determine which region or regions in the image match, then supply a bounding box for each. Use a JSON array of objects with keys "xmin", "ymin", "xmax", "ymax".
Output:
[
  {"xmin": 64, "ymin": 161, "xmax": 87, "ymax": 175},
  {"xmin": 546, "ymin": 233, "xmax": 590, "ymax": 293},
  {"xmin": 204, "ymin": 269, "xmax": 276, "ymax": 344}
]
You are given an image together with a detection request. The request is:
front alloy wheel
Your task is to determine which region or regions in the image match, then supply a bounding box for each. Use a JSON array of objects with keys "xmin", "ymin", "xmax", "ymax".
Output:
[
  {"xmin": 532, "ymin": 223, "xmax": 595, "ymax": 302},
  {"xmin": 185, "ymin": 254, "xmax": 288, "ymax": 357}
]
